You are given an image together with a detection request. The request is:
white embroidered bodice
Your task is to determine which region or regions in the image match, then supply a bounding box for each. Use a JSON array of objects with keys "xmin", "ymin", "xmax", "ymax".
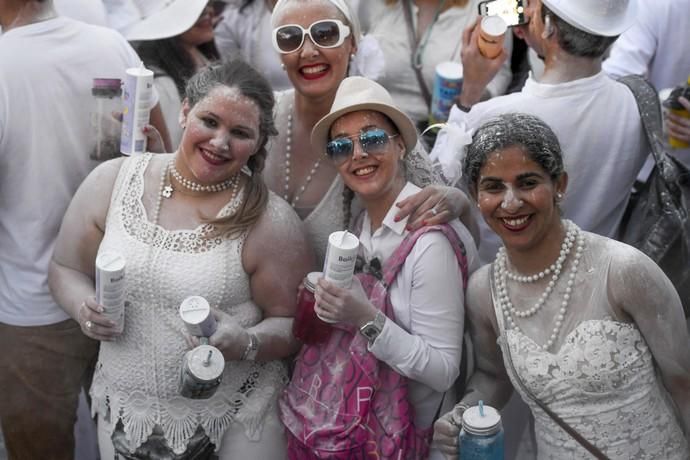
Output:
[
  {"xmin": 268, "ymin": 89, "xmax": 443, "ymax": 266},
  {"xmin": 91, "ymin": 154, "xmax": 287, "ymax": 454},
  {"xmin": 492, "ymin": 234, "xmax": 689, "ymax": 460},
  {"xmin": 501, "ymin": 320, "xmax": 688, "ymax": 459}
]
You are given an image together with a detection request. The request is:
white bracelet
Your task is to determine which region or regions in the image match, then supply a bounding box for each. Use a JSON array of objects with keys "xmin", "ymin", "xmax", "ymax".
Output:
[{"xmin": 240, "ymin": 332, "xmax": 259, "ymax": 361}]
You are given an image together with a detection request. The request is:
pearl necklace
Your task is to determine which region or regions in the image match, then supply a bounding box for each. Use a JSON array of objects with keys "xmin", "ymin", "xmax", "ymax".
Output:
[
  {"xmin": 284, "ymin": 104, "xmax": 322, "ymax": 207},
  {"xmin": 169, "ymin": 163, "xmax": 239, "ymax": 195},
  {"xmin": 496, "ymin": 220, "xmax": 585, "ymax": 351},
  {"xmin": 503, "ymin": 226, "xmax": 576, "ymax": 283}
]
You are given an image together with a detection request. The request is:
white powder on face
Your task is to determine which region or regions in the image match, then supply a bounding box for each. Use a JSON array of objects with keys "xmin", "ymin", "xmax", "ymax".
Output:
[{"xmin": 193, "ymin": 86, "xmax": 261, "ymax": 130}]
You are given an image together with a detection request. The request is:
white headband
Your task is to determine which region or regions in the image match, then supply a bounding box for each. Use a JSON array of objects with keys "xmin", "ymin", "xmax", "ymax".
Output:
[{"xmin": 271, "ymin": 0, "xmax": 361, "ymax": 46}]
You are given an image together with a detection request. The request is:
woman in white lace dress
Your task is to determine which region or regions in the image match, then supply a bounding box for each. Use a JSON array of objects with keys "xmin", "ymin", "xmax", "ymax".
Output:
[
  {"xmin": 266, "ymin": 0, "xmax": 475, "ymax": 265},
  {"xmin": 48, "ymin": 60, "xmax": 314, "ymax": 459},
  {"xmin": 433, "ymin": 113, "xmax": 690, "ymax": 459}
]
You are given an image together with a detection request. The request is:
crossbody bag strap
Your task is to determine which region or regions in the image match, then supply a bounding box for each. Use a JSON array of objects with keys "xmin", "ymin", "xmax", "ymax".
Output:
[
  {"xmin": 489, "ymin": 268, "xmax": 611, "ymax": 460},
  {"xmin": 401, "ymin": 0, "xmax": 432, "ymax": 109},
  {"xmin": 617, "ymin": 75, "xmax": 667, "ymax": 174}
]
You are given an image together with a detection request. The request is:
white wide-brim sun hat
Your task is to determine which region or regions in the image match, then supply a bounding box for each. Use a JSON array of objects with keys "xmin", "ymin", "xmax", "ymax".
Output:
[
  {"xmin": 542, "ymin": 0, "xmax": 637, "ymax": 37},
  {"xmin": 123, "ymin": 0, "xmax": 209, "ymax": 41},
  {"xmin": 311, "ymin": 77, "xmax": 417, "ymax": 155}
]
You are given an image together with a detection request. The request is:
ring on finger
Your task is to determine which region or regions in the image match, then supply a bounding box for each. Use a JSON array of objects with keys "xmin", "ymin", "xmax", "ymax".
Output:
[
  {"xmin": 85, "ymin": 320, "xmax": 93, "ymax": 330},
  {"xmin": 430, "ymin": 207, "xmax": 438, "ymax": 216}
]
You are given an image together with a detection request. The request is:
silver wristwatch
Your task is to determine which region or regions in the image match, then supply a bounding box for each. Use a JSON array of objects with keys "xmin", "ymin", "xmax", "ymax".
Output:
[{"xmin": 359, "ymin": 311, "xmax": 386, "ymax": 344}]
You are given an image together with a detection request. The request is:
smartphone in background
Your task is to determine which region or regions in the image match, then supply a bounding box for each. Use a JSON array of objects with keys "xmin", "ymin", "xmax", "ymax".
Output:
[{"xmin": 478, "ymin": 0, "xmax": 527, "ymax": 26}]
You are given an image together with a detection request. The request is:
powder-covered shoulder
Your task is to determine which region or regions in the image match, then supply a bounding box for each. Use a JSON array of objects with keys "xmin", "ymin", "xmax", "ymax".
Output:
[
  {"xmin": 245, "ymin": 191, "xmax": 314, "ymax": 268},
  {"xmin": 590, "ymin": 231, "xmax": 680, "ymax": 309},
  {"xmin": 594, "ymin": 232, "xmax": 654, "ymax": 271},
  {"xmin": 261, "ymin": 191, "xmax": 309, "ymax": 239}
]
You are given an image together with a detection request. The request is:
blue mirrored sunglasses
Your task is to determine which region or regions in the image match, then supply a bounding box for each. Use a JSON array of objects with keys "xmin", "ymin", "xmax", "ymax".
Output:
[{"xmin": 325, "ymin": 128, "xmax": 399, "ymax": 165}]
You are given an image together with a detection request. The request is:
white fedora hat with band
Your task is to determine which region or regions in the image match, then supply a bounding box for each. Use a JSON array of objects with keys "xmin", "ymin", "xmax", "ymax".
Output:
[
  {"xmin": 123, "ymin": 0, "xmax": 209, "ymax": 41},
  {"xmin": 542, "ymin": 0, "xmax": 637, "ymax": 37},
  {"xmin": 312, "ymin": 76, "xmax": 417, "ymax": 155}
]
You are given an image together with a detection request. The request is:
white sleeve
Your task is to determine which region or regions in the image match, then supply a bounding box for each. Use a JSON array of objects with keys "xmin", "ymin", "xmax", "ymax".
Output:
[
  {"xmin": 368, "ymin": 233, "xmax": 465, "ymax": 392},
  {"xmin": 486, "ymin": 32, "xmax": 514, "ymax": 97},
  {"xmin": 603, "ymin": 6, "xmax": 657, "ymax": 80}
]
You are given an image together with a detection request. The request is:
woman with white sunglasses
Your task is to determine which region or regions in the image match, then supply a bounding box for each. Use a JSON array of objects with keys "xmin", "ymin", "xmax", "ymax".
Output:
[{"xmin": 266, "ymin": 0, "xmax": 476, "ymax": 266}]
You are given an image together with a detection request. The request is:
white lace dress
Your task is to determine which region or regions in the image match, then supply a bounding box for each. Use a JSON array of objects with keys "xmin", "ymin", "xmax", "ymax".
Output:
[
  {"xmin": 91, "ymin": 154, "xmax": 287, "ymax": 454},
  {"xmin": 491, "ymin": 233, "xmax": 689, "ymax": 459}
]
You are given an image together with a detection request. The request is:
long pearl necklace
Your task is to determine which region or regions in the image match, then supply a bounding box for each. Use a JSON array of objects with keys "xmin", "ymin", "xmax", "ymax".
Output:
[
  {"xmin": 284, "ymin": 104, "xmax": 322, "ymax": 207},
  {"xmin": 168, "ymin": 163, "xmax": 239, "ymax": 196},
  {"xmin": 496, "ymin": 220, "xmax": 585, "ymax": 351}
]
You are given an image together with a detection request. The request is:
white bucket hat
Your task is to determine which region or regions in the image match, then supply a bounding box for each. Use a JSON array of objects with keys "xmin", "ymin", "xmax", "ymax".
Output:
[
  {"xmin": 542, "ymin": 0, "xmax": 637, "ymax": 37},
  {"xmin": 311, "ymin": 77, "xmax": 417, "ymax": 154},
  {"xmin": 123, "ymin": 0, "xmax": 210, "ymax": 41}
]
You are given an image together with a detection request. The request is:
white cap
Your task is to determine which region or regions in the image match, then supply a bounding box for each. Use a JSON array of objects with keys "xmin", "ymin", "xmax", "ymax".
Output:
[
  {"xmin": 542, "ymin": 0, "xmax": 637, "ymax": 37},
  {"xmin": 462, "ymin": 404, "xmax": 502, "ymax": 436}
]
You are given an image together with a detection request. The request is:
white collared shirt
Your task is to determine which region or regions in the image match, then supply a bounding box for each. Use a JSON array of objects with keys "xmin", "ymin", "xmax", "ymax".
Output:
[{"xmin": 358, "ymin": 182, "xmax": 479, "ymax": 431}]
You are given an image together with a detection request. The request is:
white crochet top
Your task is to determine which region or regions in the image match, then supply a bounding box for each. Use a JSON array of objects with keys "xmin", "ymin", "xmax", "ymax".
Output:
[{"xmin": 90, "ymin": 154, "xmax": 287, "ymax": 454}]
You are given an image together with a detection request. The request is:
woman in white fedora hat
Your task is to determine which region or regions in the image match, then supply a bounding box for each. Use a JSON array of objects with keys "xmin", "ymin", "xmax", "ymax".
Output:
[
  {"xmin": 279, "ymin": 76, "xmax": 479, "ymax": 460},
  {"xmin": 125, "ymin": 0, "xmax": 222, "ymax": 149},
  {"xmin": 265, "ymin": 0, "xmax": 476, "ymax": 267}
]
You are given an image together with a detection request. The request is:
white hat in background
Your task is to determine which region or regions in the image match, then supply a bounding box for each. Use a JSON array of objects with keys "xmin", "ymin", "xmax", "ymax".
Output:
[
  {"xmin": 542, "ymin": 0, "xmax": 637, "ymax": 37},
  {"xmin": 123, "ymin": 0, "xmax": 209, "ymax": 41}
]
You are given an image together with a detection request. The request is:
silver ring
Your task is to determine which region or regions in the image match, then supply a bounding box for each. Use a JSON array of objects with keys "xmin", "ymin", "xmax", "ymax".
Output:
[
  {"xmin": 85, "ymin": 320, "xmax": 93, "ymax": 330},
  {"xmin": 430, "ymin": 207, "xmax": 438, "ymax": 216}
]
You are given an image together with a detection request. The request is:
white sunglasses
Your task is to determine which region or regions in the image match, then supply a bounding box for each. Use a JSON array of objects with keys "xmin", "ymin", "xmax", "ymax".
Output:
[{"xmin": 272, "ymin": 19, "xmax": 351, "ymax": 54}]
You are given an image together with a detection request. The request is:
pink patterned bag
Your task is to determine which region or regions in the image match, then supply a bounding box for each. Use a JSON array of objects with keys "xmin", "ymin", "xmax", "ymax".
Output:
[{"xmin": 280, "ymin": 225, "xmax": 468, "ymax": 460}]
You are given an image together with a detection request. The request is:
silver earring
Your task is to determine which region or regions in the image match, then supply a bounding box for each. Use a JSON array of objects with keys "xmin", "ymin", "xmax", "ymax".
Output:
[
  {"xmin": 281, "ymin": 63, "xmax": 286, "ymax": 71},
  {"xmin": 241, "ymin": 165, "xmax": 253, "ymax": 177},
  {"xmin": 556, "ymin": 192, "xmax": 564, "ymax": 200},
  {"xmin": 541, "ymin": 15, "xmax": 554, "ymax": 39}
]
